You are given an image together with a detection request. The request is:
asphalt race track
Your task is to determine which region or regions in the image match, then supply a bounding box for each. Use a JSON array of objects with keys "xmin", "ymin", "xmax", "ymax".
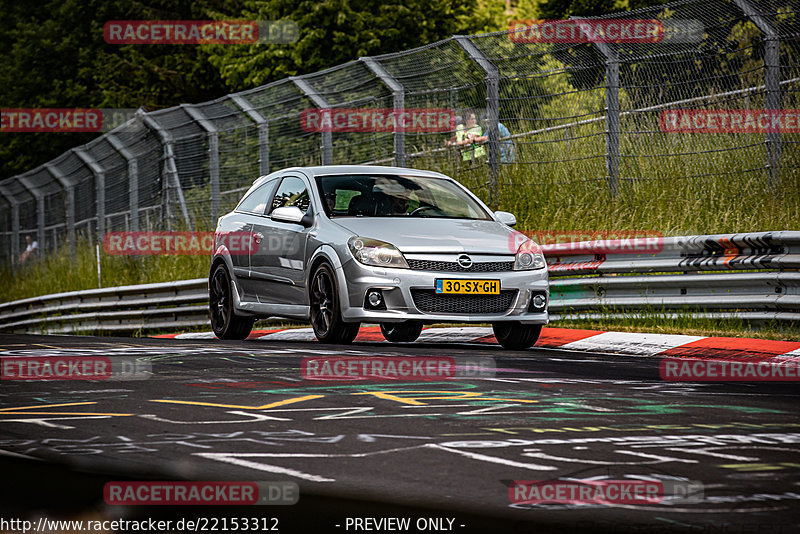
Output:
[{"xmin": 1, "ymin": 333, "xmax": 799, "ymax": 534}]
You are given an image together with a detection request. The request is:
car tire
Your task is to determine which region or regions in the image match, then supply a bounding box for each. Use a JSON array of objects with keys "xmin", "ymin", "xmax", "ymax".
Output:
[
  {"xmin": 380, "ymin": 321, "xmax": 423, "ymax": 343},
  {"xmin": 492, "ymin": 322, "xmax": 541, "ymax": 350},
  {"xmin": 310, "ymin": 262, "xmax": 360, "ymax": 344},
  {"xmin": 209, "ymin": 263, "xmax": 254, "ymax": 340}
]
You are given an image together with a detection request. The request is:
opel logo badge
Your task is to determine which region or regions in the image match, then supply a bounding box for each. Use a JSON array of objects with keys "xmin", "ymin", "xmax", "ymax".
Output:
[{"xmin": 457, "ymin": 254, "xmax": 473, "ymax": 269}]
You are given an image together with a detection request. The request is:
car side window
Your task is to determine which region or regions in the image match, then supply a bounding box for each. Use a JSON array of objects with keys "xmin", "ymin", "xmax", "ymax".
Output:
[
  {"xmin": 270, "ymin": 176, "xmax": 310, "ymax": 213},
  {"xmin": 236, "ymin": 179, "xmax": 276, "ymax": 215}
]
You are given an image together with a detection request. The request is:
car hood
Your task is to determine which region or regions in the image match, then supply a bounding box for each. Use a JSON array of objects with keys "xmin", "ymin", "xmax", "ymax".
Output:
[{"xmin": 331, "ymin": 217, "xmax": 518, "ymax": 254}]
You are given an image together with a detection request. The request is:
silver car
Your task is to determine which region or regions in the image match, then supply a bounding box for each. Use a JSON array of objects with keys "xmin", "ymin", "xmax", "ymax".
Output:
[{"xmin": 209, "ymin": 165, "xmax": 548, "ymax": 349}]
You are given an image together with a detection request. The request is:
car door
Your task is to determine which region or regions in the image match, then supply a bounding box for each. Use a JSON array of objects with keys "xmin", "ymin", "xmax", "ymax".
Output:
[
  {"xmin": 230, "ymin": 177, "xmax": 279, "ymax": 300},
  {"xmin": 249, "ymin": 174, "xmax": 313, "ymax": 305}
]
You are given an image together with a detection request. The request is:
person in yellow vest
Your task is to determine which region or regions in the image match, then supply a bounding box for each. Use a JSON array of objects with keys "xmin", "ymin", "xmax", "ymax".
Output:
[{"xmin": 455, "ymin": 112, "xmax": 485, "ymax": 162}]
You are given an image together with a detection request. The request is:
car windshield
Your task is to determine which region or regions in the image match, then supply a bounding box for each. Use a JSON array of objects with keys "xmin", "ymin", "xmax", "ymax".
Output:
[{"xmin": 315, "ymin": 174, "xmax": 491, "ymax": 220}]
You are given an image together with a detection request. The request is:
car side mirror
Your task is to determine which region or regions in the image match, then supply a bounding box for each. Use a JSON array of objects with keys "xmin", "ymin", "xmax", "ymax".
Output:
[
  {"xmin": 494, "ymin": 210, "xmax": 517, "ymax": 227},
  {"xmin": 271, "ymin": 206, "xmax": 311, "ymax": 226}
]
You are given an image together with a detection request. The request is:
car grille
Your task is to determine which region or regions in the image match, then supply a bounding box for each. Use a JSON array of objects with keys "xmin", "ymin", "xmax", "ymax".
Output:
[
  {"xmin": 406, "ymin": 259, "xmax": 514, "ymax": 272},
  {"xmin": 411, "ymin": 289, "xmax": 518, "ymax": 314}
]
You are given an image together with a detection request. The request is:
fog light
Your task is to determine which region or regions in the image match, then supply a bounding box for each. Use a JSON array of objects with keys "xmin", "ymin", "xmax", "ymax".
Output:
[
  {"xmin": 529, "ymin": 292, "xmax": 547, "ymax": 312},
  {"xmin": 368, "ymin": 291, "xmax": 382, "ymax": 307},
  {"xmin": 364, "ymin": 289, "xmax": 386, "ymax": 310}
]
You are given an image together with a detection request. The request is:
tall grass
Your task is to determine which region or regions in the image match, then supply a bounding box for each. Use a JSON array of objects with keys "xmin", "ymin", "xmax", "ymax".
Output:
[
  {"xmin": 0, "ymin": 234, "xmax": 209, "ymax": 303},
  {"xmin": 418, "ymin": 118, "xmax": 799, "ymax": 235}
]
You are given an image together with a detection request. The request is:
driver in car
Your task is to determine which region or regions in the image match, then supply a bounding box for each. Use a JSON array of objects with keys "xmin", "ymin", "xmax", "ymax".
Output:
[
  {"xmin": 387, "ymin": 192, "xmax": 410, "ymax": 215},
  {"xmin": 375, "ymin": 190, "xmax": 411, "ymax": 216}
]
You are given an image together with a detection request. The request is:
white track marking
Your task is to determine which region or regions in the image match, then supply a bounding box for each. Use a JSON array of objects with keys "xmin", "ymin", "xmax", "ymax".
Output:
[
  {"xmin": 173, "ymin": 332, "xmax": 218, "ymax": 339},
  {"xmin": 559, "ymin": 332, "xmax": 706, "ymax": 356},
  {"xmin": 429, "ymin": 444, "xmax": 557, "ymax": 471},
  {"xmin": 195, "ymin": 453, "xmax": 334, "ymax": 482}
]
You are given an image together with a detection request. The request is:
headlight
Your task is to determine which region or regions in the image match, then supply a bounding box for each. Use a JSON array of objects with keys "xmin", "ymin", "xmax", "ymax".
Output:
[
  {"xmin": 348, "ymin": 236, "xmax": 409, "ymax": 269},
  {"xmin": 514, "ymin": 239, "xmax": 546, "ymax": 270}
]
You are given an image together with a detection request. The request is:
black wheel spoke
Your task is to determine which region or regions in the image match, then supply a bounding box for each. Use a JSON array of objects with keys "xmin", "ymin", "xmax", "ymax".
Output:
[
  {"xmin": 319, "ymin": 273, "xmax": 328, "ymax": 295},
  {"xmin": 309, "ymin": 264, "xmax": 358, "ymax": 344},
  {"xmin": 311, "ymin": 270, "xmax": 333, "ymax": 336},
  {"xmin": 211, "ymin": 270, "xmax": 231, "ymax": 328}
]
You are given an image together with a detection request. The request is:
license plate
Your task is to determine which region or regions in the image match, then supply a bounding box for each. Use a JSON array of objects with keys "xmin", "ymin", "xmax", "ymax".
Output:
[{"xmin": 435, "ymin": 279, "xmax": 500, "ymax": 295}]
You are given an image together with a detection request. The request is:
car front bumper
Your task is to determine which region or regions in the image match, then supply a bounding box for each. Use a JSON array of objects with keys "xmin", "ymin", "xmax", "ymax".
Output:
[{"xmin": 338, "ymin": 258, "xmax": 549, "ymax": 325}]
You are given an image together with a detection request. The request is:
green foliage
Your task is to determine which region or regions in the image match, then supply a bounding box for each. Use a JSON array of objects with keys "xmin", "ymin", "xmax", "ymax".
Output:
[
  {"xmin": 204, "ymin": 0, "xmax": 477, "ymax": 88},
  {"xmin": 0, "ymin": 0, "xmax": 477, "ymax": 179},
  {"xmin": 466, "ymin": 0, "xmax": 513, "ymax": 33},
  {"xmin": 532, "ymin": 0, "xmax": 674, "ymax": 19},
  {"xmin": 538, "ymin": 0, "xmax": 619, "ymax": 19},
  {"xmin": 513, "ymin": 0, "xmax": 543, "ymax": 20},
  {"xmin": 0, "ymin": 0, "xmax": 233, "ymax": 179}
]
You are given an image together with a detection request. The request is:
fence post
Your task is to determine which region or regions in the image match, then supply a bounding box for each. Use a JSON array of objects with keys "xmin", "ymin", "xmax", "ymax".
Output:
[
  {"xmin": 230, "ymin": 94, "xmax": 270, "ymax": 176},
  {"xmin": 45, "ymin": 163, "xmax": 76, "ymax": 256},
  {"xmin": 361, "ymin": 57, "xmax": 407, "ymax": 167},
  {"xmin": 184, "ymin": 105, "xmax": 221, "ymax": 226},
  {"xmin": 0, "ymin": 185, "xmax": 19, "ymax": 274},
  {"xmin": 292, "ymin": 77, "xmax": 333, "ymax": 165},
  {"xmin": 106, "ymin": 132, "xmax": 139, "ymax": 232},
  {"xmin": 454, "ymin": 36, "xmax": 499, "ymax": 204},
  {"xmin": 584, "ymin": 34, "xmax": 620, "ymax": 197},
  {"xmin": 139, "ymin": 110, "xmax": 193, "ymax": 230},
  {"xmin": 733, "ymin": 0, "xmax": 781, "ymax": 188},
  {"xmin": 17, "ymin": 175, "xmax": 45, "ymax": 257},
  {"xmin": 74, "ymin": 149, "xmax": 106, "ymax": 242}
]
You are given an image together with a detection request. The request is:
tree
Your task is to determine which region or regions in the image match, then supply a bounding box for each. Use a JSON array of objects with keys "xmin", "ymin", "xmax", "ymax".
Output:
[
  {"xmin": 0, "ymin": 0, "xmax": 234, "ymax": 179},
  {"xmin": 0, "ymin": 0, "xmax": 477, "ymax": 179},
  {"xmin": 537, "ymin": 0, "xmax": 619, "ymax": 19},
  {"xmin": 203, "ymin": 0, "xmax": 476, "ymax": 88}
]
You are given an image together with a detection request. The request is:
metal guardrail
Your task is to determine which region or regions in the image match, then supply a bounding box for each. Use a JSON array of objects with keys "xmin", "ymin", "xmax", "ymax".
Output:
[
  {"xmin": 546, "ymin": 231, "xmax": 800, "ymax": 323},
  {"xmin": 0, "ymin": 231, "xmax": 797, "ymax": 334},
  {"xmin": 544, "ymin": 231, "xmax": 800, "ymax": 275},
  {"xmin": 0, "ymin": 279, "xmax": 208, "ymax": 334}
]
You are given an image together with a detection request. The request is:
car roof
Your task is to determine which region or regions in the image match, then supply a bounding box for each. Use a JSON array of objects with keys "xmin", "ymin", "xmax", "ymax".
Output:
[
  {"xmin": 253, "ymin": 165, "xmax": 451, "ymax": 187},
  {"xmin": 297, "ymin": 165, "xmax": 450, "ymax": 179}
]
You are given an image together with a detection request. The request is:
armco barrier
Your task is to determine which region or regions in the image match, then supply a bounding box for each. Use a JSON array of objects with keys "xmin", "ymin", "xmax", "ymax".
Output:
[
  {"xmin": 546, "ymin": 231, "xmax": 800, "ymax": 322},
  {"xmin": 544, "ymin": 231, "xmax": 800, "ymax": 275},
  {"xmin": 0, "ymin": 231, "xmax": 797, "ymax": 334},
  {"xmin": 0, "ymin": 279, "xmax": 208, "ymax": 334}
]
